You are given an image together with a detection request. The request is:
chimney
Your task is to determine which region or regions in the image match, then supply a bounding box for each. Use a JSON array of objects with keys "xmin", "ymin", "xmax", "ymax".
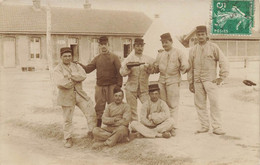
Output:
[
  {"xmin": 32, "ymin": 0, "xmax": 41, "ymax": 9},
  {"xmin": 84, "ymin": 0, "xmax": 91, "ymax": 9}
]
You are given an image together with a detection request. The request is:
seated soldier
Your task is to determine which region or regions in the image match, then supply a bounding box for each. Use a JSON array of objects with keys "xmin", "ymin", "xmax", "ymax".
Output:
[
  {"xmin": 92, "ymin": 87, "xmax": 131, "ymax": 149},
  {"xmin": 130, "ymin": 84, "xmax": 174, "ymax": 138}
]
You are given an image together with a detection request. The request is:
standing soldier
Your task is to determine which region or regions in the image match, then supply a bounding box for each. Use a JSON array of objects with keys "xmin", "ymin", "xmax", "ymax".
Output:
[
  {"xmin": 54, "ymin": 47, "xmax": 97, "ymax": 148},
  {"xmin": 120, "ymin": 38, "xmax": 155, "ymax": 121},
  {"xmin": 154, "ymin": 33, "xmax": 189, "ymax": 136},
  {"xmin": 77, "ymin": 36, "xmax": 123, "ymax": 127},
  {"xmin": 187, "ymin": 26, "xmax": 229, "ymax": 135}
]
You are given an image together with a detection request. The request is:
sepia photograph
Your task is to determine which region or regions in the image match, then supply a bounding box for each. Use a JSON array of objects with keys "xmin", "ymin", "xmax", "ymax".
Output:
[{"xmin": 0, "ymin": 0, "xmax": 259, "ymax": 164}]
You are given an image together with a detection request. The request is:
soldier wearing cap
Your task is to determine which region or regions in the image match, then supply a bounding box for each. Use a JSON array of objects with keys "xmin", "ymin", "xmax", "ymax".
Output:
[
  {"xmin": 91, "ymin": 87, "xmax": 131, "ymax": 149},
  {"xmin": 153, "ymin": 32, "xmax": 189, "ymax": 135},
  {"xmin": 120, "ymin": 38, "xmax": 155, "ymax": 121},
  {"xmin": 187, "ymin": 25, "xmax": 229, "ymax": 135},
  {"xmin": 129, "ymin": 84, "xmax": 174, "ymax": 138},
  {"xmin": 77, "ymin": 36, "xmax": 123, "ymax": 128},
  {"xmin": 53, "ymin": 47, "xmax": 97, "ymax": 148}
]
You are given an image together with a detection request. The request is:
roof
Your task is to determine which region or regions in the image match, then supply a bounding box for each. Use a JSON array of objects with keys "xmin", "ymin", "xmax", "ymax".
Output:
[
  {"xmin": 184, "ymin": 28, "xmax": 260, "ymax": 41},
  {"xmin": 0, "ymin": 4, "xmax": 152, "ymax": 36}
]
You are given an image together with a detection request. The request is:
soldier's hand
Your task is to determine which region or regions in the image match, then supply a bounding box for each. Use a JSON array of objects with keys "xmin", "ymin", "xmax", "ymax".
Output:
[
  {"xmin": 126, "ymin": 64, "xmax": 134, "ymax": 69},
  {"xmin": 65, "ymin": 81, "xmax": 74, "ymax": 89},
  {"xmin": 148, "ymin": 114, "xmax": 152, "ymax": 120},
  {"xmin": 189, "ymin": 83, "xmax": 195, "ymax": 93},
  {"xmin": 212, "ymin": 78, "xmax": 223, "ymax": 85},
  {"xmin": 114, "ymin": 117, "xmax": 121, "ymax": 122}
]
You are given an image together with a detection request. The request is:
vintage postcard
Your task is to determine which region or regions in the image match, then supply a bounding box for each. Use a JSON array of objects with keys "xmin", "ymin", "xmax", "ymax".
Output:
[{"xmin": 0, "ymin": 0, "xmax": 259, "ymax": 165}]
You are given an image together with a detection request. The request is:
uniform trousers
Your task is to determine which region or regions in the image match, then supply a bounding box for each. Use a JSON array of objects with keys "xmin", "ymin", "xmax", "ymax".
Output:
[
  {"xmin": 130, "ymin": 118, "xmax": 174, "ymax": 138},
  {"xmin": 62, "ymin": 92, "xmax": 96, "ymax": 140},
  {"xmin": 194, "ymin": 81, "xmax": 222, "ymax": 130},
  {"xmin": 95, "ymin": 84, "xmax": 117, "ymax": 119},
  {"xmin": 92, "ymin": 125, "xmax": 129, "ymax": 147},
  {"xmin": 159, "ymin": 82, "xmax": 179, "ymax": 128},
  {"xmin": 125, "ymin": 89, "xmax": 149, "ymax": 121}
]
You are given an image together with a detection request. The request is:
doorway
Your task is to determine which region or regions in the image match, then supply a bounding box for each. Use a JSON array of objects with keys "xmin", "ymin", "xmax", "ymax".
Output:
[{"xmin": 3, "ymin": 37, "xmax": 16, "ymax": 67}]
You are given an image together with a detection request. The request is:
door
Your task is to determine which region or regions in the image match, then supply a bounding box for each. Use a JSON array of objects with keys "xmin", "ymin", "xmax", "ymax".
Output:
[
  {"xmin": 123, "ymin": 38, "xmax": 132, "ymax": 58},
  {"xmin": 3, "ymin": 37, "xmax": 16, "ymax": 67},
  {"xmin": 68, "ymin": 37, "xmax": 79, "ymax": 62},
  {"xmin": 70, "ymin": 44, "xmax": 79, "ymax": 62}
]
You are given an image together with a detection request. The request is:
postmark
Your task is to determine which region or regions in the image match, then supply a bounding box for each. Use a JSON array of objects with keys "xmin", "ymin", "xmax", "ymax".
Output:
[{"xmin": 211, "ymin": 0, "xmax": 254, "ymax": 35}]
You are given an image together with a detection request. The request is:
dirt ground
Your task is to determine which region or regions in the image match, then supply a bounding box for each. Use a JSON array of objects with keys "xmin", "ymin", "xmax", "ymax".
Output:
[{"xmin": 0, "ymin": 61, "xmax": 259, "ymax": 165}]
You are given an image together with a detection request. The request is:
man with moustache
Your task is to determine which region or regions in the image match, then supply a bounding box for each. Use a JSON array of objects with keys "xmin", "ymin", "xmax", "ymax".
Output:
[
  {"xmin": 153, "ymin": 33, "xmax": 189, "ymax": 136},
  {"xmin": 187, "ymin": 26, "xmax": 229, "ymax": 135},
  {"xmin": 53, "ymin": 47, "xmax": 97, "ymax": 148},
  {"xmin": 120, "ymin": 38, "xmax": 155, "ymax": 121},
  {"xmin": 92, "ymin": 87, "xmax": 131, "ymax": 149},
  {"xmin": 130, "ymin": 84, "xmax": 174, "ymax": 138},
  {"xmin": 77, "ymin": 36, "xmax": 123, "ymax": 127}
]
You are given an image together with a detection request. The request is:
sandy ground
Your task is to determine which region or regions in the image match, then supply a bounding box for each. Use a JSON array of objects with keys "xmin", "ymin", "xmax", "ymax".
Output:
[{"xmin": 0, "ymin": 61, "xmax": 259, "ymax": 165}]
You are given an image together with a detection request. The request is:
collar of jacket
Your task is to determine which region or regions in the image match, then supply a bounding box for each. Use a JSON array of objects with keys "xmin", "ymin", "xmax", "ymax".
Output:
[{"xmin": 100, "ymin": 51, "xmax": 110, "ymax": 56}]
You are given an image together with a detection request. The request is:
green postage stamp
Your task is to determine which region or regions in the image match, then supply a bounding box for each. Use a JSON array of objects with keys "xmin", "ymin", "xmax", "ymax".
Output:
[{"xmin": 211, "ymin": 0, "xmax": 254, "ymax": 35}]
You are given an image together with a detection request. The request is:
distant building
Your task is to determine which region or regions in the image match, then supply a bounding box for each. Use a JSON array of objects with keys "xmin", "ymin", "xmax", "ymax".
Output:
[
  {"xmin": 0, "ymin": 0, "xmax": 152, "ymax": 69},
  {"xmin": 183, "ymin": 28, "xmax": 260, "ymax": 61}
]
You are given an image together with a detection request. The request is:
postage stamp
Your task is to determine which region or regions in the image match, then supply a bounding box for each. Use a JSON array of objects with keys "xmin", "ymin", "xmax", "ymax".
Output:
[{"xmin": 211, "ymin": 0, "xmax": 254, "ymax": 35}]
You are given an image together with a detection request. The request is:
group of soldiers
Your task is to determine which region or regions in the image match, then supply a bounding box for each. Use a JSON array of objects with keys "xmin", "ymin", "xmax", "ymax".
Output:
[{"xmin": 53, "ymin": 25, "xmax": 229, "ymax": 149}]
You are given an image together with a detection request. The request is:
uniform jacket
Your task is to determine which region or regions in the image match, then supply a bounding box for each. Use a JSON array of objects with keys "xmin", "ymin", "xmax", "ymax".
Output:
[
  {"xmin": 82, "ymin": 52, "xmax": 123, "ymax": 87},
  {"xmin": 120, "ymin": 53, "xmax": 155, "ymax": 92},
  {"xmin": 53, "ymin": 62, "xmax": 90, "ymax": 106},
  {"xmin": 102, "ymin": 102, "xmax": 131, "ymax": 127},
  {"xmin": 154, "ymin": 47, "xmax": 189, "ymax": 85},
  {"xmin": 140, "ymin": 99, "xmax": 170, "ymax": 127},
  {"xmin": 187, "ymin": 41, "xmax": 229, "ymax": 84}
]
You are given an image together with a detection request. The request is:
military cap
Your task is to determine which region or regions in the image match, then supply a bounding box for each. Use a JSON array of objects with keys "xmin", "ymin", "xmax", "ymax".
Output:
[
  {"xmin": 60, "ymin": 47, "xmax": 72, "ymax": 56},
  {"xmin": 134, "ymin": 38, "xmax": 145, "ymax": 45},
  {"xmin": 160, "ymin": 32, "xmax": 172, "ymax": 41},
  {"xmin": 149, "ymin": 83, "xmax": 160, "ymax": 92},
  {"xmin": 99, "ymin": 36, "xmax": 108, "ymax": 44},
  {"xmin": 196, "ymin": 25, "xmax": 207, "ymax": 32}
]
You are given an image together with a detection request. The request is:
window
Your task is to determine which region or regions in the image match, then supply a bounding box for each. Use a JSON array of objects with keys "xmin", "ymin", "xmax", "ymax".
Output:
[
  {"xmin": 123, "ymin": 38, "xmax": 132, "ymax": 58},
  {"xmin": 68, "ymin": 37, "xmax": 79, "ymax": 61},
  {"xmin": 68, "ymin": 37, "xmax": 78, "ymax": 46},
  {"xmin": 30, "ymin": 37, "xmax": 41, "ymax": 59},
  {"xmin": 91, "ymin": 38, "xmax": 99, "ymax": 58}
]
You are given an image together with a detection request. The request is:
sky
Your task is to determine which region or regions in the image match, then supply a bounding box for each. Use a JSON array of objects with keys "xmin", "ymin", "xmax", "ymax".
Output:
[{"xmin": 1, "ymin": 0, "xmax": 259, "ymax": 35}]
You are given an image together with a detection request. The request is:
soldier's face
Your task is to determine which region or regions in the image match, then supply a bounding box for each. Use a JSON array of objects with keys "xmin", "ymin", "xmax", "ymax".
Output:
[
  {"xmin": 114, "ymin": 91, "xmax": 124, "ymax": 104},
  {"xmin": 161, "ymin": 40, "xmax": 173, "ymax": 51},
  {"xmin": 149, "ymin": 90, "xmax": 160, "ymax": 102},
  {"xmin": 196, "ymin": 32, "xmax": 207, "ymax": 43},
  {"xmin": 134, "ymin": 44, "xmax": 144, "ymax": 55},
  {"xmin": 61, "ymin": 52, "xmax": 72, "ymax": 65},
  {"xmin": 99, "ymin": 43, "xmax": 109, "ymax": 54}
]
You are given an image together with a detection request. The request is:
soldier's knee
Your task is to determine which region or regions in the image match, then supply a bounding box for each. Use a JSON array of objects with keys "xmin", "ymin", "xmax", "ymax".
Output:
[
  {"xmin": 130, "ymin": 121, "xmax": 139, "ymax": 128},
  {"xmin": 117, "ymin": 125, "xmax": 128, "ymax": 133}
]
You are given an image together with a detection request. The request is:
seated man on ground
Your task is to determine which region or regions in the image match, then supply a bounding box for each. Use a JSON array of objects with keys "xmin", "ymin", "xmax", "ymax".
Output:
[
  {"xmin": 130, "ymin": 84, "xmax": 175, "ymax": 138},
  {"xmin": 92, "ymin": 87, "xmax": 131, "ymax": 149}
]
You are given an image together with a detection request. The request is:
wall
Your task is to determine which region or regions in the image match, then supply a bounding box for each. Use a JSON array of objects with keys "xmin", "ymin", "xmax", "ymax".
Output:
[
  {"xmin": 79, "ymin": 36, "xmax": 91, "ymax": 64},
  {"xmin": 17, "ymin": 35, "xmax": 29, "ymax": 67},
  {"xmin": 0, "ymin": 35, "xmax": 2, "ymax": 66}
]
